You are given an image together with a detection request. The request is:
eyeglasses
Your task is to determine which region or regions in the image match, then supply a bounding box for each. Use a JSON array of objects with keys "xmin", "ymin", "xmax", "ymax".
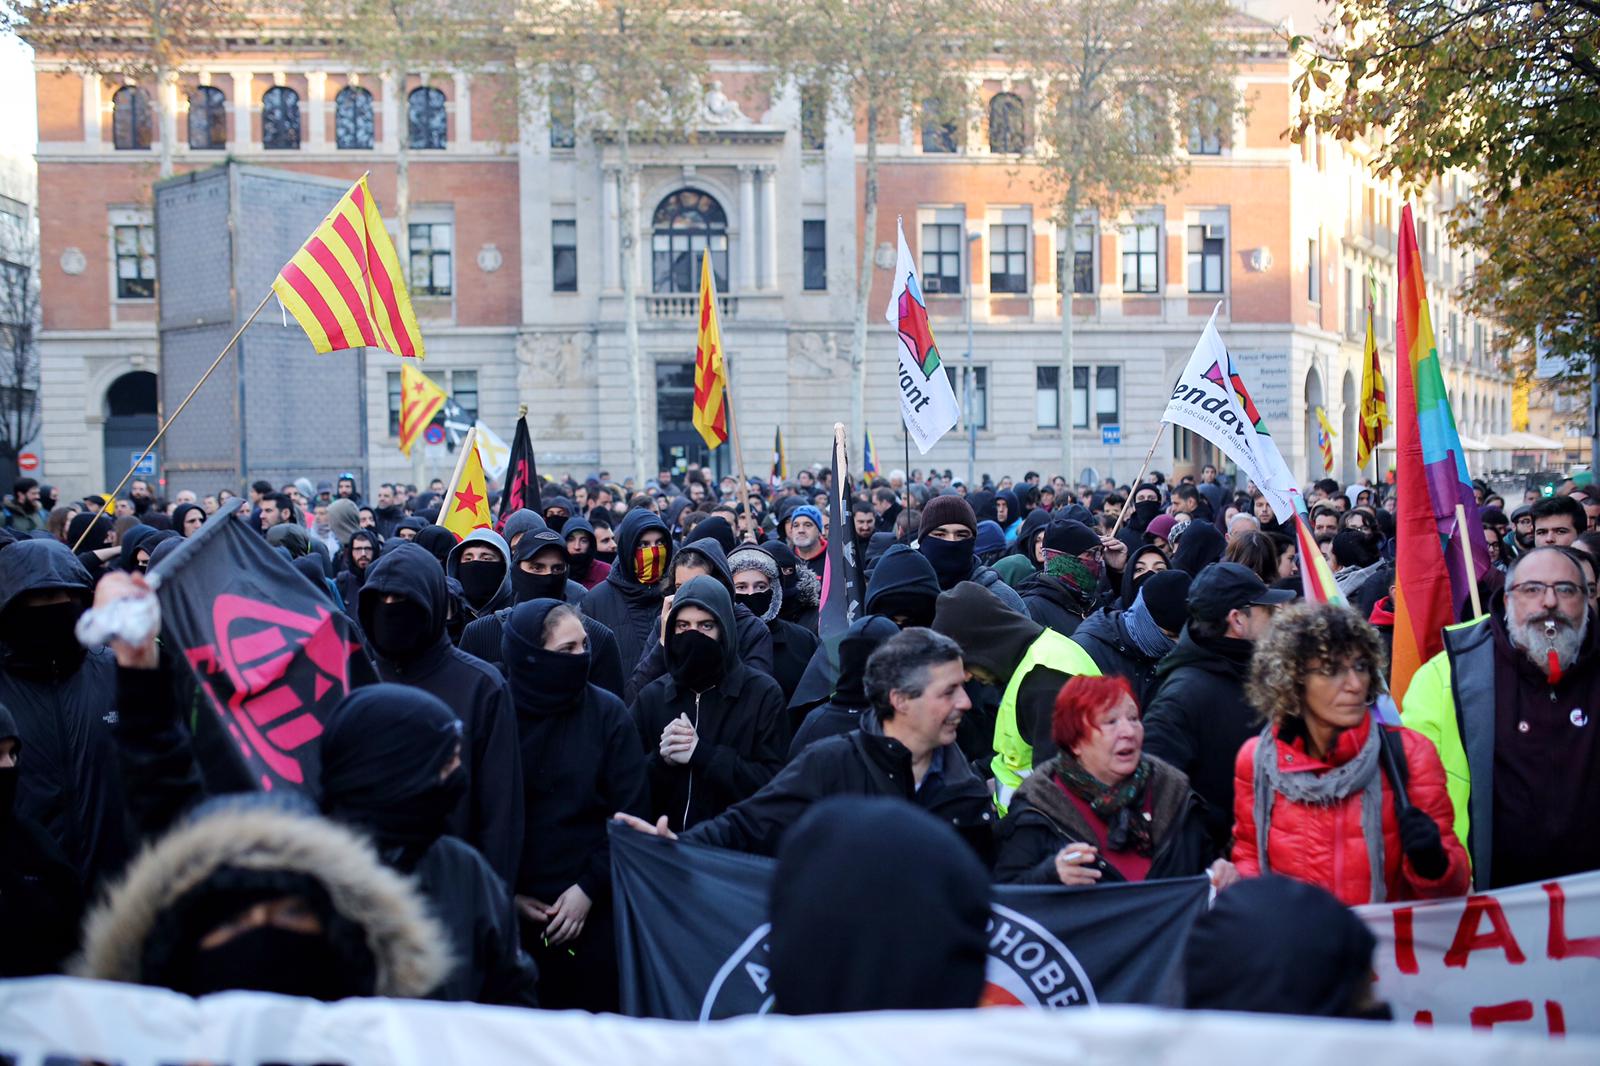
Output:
[
  {"xmin": 1509, "ymin": 581, "xmax": 1587, "ymax": 602},
  {"xmin": 1309, "ymin": 659, "xmax": 1371, "ymax": 679}
]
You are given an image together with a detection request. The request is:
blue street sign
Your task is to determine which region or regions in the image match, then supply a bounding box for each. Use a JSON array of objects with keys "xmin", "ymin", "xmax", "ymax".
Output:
[
  {"xmin": 130, "ymin": 451, "xmax": 157, "ymax": 476},
  {"xmin": 1101, "ymin": 425, "xmax": 1121, "ymax": 446}
]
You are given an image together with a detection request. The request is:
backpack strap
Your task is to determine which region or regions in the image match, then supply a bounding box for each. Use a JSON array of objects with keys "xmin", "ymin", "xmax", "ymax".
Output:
[{"xmin": 1377, "ymin": 723, "xmax": 1411, "ymax": 817}]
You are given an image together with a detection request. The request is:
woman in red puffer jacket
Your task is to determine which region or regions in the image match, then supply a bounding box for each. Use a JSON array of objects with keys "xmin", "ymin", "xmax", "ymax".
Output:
[{"xmin": 1232, "ymin": 602, "xmax": 1469, "ymax": 906}]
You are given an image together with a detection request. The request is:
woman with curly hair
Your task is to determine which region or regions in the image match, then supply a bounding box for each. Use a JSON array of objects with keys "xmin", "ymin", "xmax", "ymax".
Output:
[{"xmin": 1232, "ymin": 602, "xmax": 1469, "ymax": 906}]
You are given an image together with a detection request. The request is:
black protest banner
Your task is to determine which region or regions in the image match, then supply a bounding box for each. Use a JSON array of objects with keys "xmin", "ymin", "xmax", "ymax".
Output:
[
  {"xmin": 818, "ymin": 424, "xmax": 861, "ymax": 642},
  {"xmin": 610, "ymin": 823, "xmax": 1208, "ymax": 1020},
  {"xmin": 497, "ymin": 411, "xmax": 540, "ymax": 524},
  {"xmin": 150, "ymin": 500, "xmax": 376, "ymax": 798}
]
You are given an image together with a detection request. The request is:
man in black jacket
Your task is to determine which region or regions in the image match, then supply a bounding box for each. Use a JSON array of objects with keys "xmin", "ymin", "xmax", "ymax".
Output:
[
  {"xmin": 581, "ymin": 508, "xmax": 674, "ymax": 676},
  {"xmin": 0, "ymin": 703, "xmax": 86, "ymax": 975},
  {"xmin": 1142, "ymin": 562, "xmax": 1290, "ymax": 849},
  {"xmin": 618, "ymin": 628, "xmax": 993, "ymax": 863},
  {"xmin": 630, "ymin": 575, "xmax": 788, "ymax": 832},
  {"xmin": 357, "ymin": 542, "xmax": 525, "ymax": 887}
]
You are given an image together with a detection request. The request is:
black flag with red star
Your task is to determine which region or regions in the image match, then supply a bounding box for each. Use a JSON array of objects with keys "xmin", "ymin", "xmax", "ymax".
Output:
[
  {"xmin": 497, "ymin": 412, "xmax": 540, "ymax": 525},
  {"xmin": 150, "ymin": 499, "xmax": 377, "ymax": 798}
]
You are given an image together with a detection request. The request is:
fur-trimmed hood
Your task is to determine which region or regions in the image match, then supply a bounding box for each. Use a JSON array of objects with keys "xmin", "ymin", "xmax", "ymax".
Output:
[{"xmin": 77, "ymin": 802, "xmax": 452, "ymax": 999}]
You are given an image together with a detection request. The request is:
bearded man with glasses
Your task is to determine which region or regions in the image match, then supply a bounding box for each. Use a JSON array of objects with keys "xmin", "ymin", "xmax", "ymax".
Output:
[{"xmin": 1403, "ymin": 546, "xmax": 1600, "ymax": 889}]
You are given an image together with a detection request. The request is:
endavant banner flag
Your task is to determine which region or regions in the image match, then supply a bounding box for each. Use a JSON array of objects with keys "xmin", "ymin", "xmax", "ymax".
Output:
[
  {"xmin": 887, "ymin": 218, "xmax": 961, "ymax": 454},
  {"xmin": 1162, "ymin": 304, "xmax": 1299, "ymax": 521},
  {"xmin": 149, "ymin": 501, "xmax": 376, "ymax": 798},
  {"xmin": 610, "ymin": 824, "xmax": 1209, "ymax": 1020}
]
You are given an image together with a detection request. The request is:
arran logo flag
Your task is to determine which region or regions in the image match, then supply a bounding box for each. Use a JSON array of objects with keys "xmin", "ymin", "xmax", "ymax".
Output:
[
  {"xmin": 692, "ymin": 251, "xmax": 730, "ymax": 450},
  {"xmin": 1162, "ymin": 304, "xmax": 1298, "ymax": 520},
  {"xmin": 886, "ymin": 218, "xmax": 961, "ymax": 454},
  {"xmin": 273, "ymin": 174, "xmax": 425, "ymax": 359},
  {"xmin": 150, "ymin": 500, "xmax": 375, "ymax": 797},
  {"xmin": 443, "ymin": 442, "xmax": 493, "ymax": 542},
  {"xmin": 497, "ymin": 412, "xmax": 539, "ymax": 525},
  {"xmin": 397, "ymin": 362, "xmax": 447, "ymax": 457}
]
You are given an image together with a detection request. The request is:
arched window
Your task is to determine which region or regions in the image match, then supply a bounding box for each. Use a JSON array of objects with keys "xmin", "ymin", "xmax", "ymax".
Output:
[
  {"xmin": 262, "ymin": 86, "xmax": 300, "ymax": 149},
  {"xmin": 549, "ymin": 84, "xmax": 575, "ymax": 149},
  {"xmin": 187, "ymin": 86, "xmax": 226, "ymax": 150},
  {"xmin": 1124, "ymin": 92, "xmax": 1170, "ymax": 155},
  {"xmin": 651, "ymin": 189, "xmax": 728, "ymax": 294},
  {"xmin": 409, "ymin": 86, "xmax": 447, "ymax": 149},
  {"xmin": 112, "ymin": 86, "xmax": 152, "ymax": 150},
  {"xmin": 921, "ymin": 97, "xmax": 959, "ymax": 153},
  {"xmin": 988, "ymin": 92, "xmax": 1026, "ymax": 154},
  {"xmin": 336, "ymin": 86, "xmax": 374, "ymax": 149}
]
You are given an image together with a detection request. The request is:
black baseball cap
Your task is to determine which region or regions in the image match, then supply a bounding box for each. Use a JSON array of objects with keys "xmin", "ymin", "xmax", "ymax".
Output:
[{"xmin": 1188, "ymin": 562, "xmax": 1295, "ymax": 622}]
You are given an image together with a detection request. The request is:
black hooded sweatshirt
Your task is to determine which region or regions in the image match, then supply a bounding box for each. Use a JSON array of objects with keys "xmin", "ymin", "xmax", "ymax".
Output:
[
  {"xmin": 625, "ymin": 537, "xmax": 775, "ymax": 702},
  {"xmin": 356, "ymin": 543, "xmax": 525, "ymax": 886},
  {"xmin": 0, "ymin": 540, "xmax": 130, "ymax": 887},
  {"xmin": 788, "ymin": 615, "xmax": 900, "ymax": 759},
  {"xmin": 582, "ymin": 509, "xmax": 674, "ymax": 677},
  {"xmin": 0, "ymin": 702, "xmax": 86, "ymax": 976},
  {"xmin": 320, "ymin": 684, "xmax": 540, "ymax": 1007},
  {"xmin": 631, "ymin": 576, "xmax": 789, "ymax": 832},
  {"xmin": 1170, "ymin": 521, "xmax": 1226, "ymax": 577},
  {"xmin": 769, "ymin": 797, "xmax": 990, "ymax": 1014},
  {"xmin": 456, "ymin": 531, "xmax": 626, "ymax": 700}
]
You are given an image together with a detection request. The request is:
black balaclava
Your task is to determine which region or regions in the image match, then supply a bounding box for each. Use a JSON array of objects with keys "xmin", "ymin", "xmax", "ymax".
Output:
[
  {"xmin": 758, "ymin": 541, "xmax": 802, "ymax": 602},
  {"xmin": 502, "ymin": 599, "xmax": 591, "ymax": 715},
  {"xmin": 667, "ymin": 630, "xmax": 723, "ymax": 691},
  {"xmin": 1128, "ymin": 497, "xmax": 1163, "ymax": 533},
  {"xmin": 510, "ymin": 530, "xmax": 570, "ymax": 604},
  {"xmin": 1119, "ymin": 545, "xmax": 1173, "ymax": 609},
  {"xmin": 320, "ymin": 684, "xmax": 465, "ymax": 861},
  {"xmin": 0, "ymin": 596, "xmax": 87, "ymax": 672},
  {"xmin": 770, "ymin": 797, "xmax": 989, "ymax": 1015},
  {"xmin": 66, "ymin": 512, "xmax": 113, "ymax": 554},
  {"xmin": 456, "ymin": 558, "xmax": 504, "ymax": 607},
  {"xmin": 562, "ymin": 517, "xmax": 599, "ymax": 581},
  {"xmin": 833, "ymin": 617, "xmax": 900, "ymax": 708},
  {"xmin": 664, "ymin": 574, "xmax": 734, "ymax": 691},
  {"xmin": 367, "ymin": 598, "xmax": 433, "ymax": 661},
  {"xmin": 413, "ymin": 525, "xmax": 457, "ymax": 567},
  {"xmin": 358, "ymin": 543, "xmax": 448, "ymax": 664},
  {"xmin": 919, "ymin": 535, "xmax": 975, "ymax": 591}
]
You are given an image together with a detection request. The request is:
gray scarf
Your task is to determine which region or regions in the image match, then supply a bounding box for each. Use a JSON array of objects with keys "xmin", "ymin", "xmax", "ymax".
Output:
[{"xmin": 1252, "ymin": 719, "xmax": 1387, "ymax": 903}]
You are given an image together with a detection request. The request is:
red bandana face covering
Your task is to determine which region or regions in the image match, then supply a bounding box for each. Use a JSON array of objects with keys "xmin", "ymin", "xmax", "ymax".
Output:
[{"xmin": 635, "ymin": 544, "xmax": 667, "ymax": 585}]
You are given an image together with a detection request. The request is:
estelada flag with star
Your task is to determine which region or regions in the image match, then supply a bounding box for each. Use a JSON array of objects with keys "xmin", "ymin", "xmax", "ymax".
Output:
[
  {"xmin": 148, "ymin": 498, "xmax": 377, "ymax": 797},
  {"xmin": 273, "ymin": 174, "xmax": 425, "ymax": 359},
  {"xmin": 692, "ymin": 250, "xmax": 729, "ymax": 449},
  {"xmin": 398, "ymin": 362, "xmax": 448, "ymax": 456},
  {"xmin": 442, "ymin": 439, "xmax": 493, "ymax": 541}
]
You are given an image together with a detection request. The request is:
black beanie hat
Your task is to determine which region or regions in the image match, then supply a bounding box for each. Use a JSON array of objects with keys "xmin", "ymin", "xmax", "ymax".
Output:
[
  {"xmin": 1138, "ymin": 569, "xmax": 1192, "ymax": 632},
  {"xmin": 1042, "ymin": 518, "xmax": 1100, "ymax": 556},
  {"xmin": 919, "ymin": 495, "xmax": 977, "ymax": 539}
]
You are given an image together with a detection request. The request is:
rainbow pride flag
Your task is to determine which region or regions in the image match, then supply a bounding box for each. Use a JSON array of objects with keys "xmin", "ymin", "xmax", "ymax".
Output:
[
  {"xmin": 1294, "ymin": 511, "xmax": 1344, "ymax": 606},
  {"xmin": 1391, "ymin": 205, "xmax": 1488, "ymax": 704}
]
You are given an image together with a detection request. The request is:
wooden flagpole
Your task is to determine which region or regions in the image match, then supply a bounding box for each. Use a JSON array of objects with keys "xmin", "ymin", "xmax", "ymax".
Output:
[
  {"xmin": 1107, "ymin": 423, "xmax": 1167, "ymax": 540},
  {"xmin": 440, "ymin": 425, "xmax": 479, "ymax": 524},
  {"xmin": 73, "ymin": 289, "xmax": 276, "ymax": 553},
  {"xmin": 1456, "ymin": 502, "xmax": 1484, "ymax": 619}
]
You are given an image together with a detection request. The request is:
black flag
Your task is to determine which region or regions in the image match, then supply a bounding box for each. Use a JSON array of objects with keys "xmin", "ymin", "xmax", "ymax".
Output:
[
  {"xmin": 610, "ymin": 824, "xmax": 1208, "ymax": 1019},
  {"xmin": 497, "ymin": 412, "xmax": 540, "ymax": 525},
  {"xmin": 818, "ymin": 424, "xmax": 860, "ymax": 641},
  {"xmin": 150, "ymin": 500, "xmax": 376, "ymax": 798}
]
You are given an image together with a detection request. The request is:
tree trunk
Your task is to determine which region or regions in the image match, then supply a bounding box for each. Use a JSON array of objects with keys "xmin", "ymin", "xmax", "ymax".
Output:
[
  {"xmin": 619, "ymin": 131, "xmax": 648, "ymax": 485},
  {"xmin": 1058, "ymin": 188, "xmax": 1077, "ymax": 487},
  {"xmin": 850, "ymin": 102, "xmax": 880, "ymax": 452}
]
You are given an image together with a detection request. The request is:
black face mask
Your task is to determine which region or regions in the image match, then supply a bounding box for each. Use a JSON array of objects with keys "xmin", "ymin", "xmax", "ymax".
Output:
[
  {"xmin": 1132, "ymin": 500, "xmax": 1162, "ymax": 527},
  {"xmin": 456, "ymin": 559, "xmax": 503, "ymax": 606},
  {"xmin": 666, "ymin": 628, "xmax": 724, "ymax": 691},
  {"xmin": 567, "ymin": 544, "xmax": 595, "ymax": 579},
  {"xmin": 174, "ymin": 924, "xmax": 358, "ymax": 1001},
  {"xmin": 919, "ymin": 536, "xmax": 975, "ymax": 590},
  {"xmin": 368, "ymin": 599, "xmax": 435, "ymax": 662},
  {"xmin": 0, "ymin": 600, "xmax": 86, "ymax": 668},
  {"xmin": 594, "ymin": 546, "xmax": 617, "ymax": 565},
  {"xmin": 511, "ymin": 566, "xmax": 567, "ymax": 604},
  {"xmin": 508, "ymin": 646, "xmax": 592, "ymax": 714},
  {"xmin": 734, "ymin": 589, "xmax": 774, "ymax": 619}
]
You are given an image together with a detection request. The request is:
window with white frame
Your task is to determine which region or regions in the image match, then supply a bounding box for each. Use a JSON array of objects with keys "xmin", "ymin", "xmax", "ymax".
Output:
[
  {"xmin": 1072, "ymin": 366, "xmax": 1120, "ymax": 428},
  {"xmin": 1186, "ymin": 213, "xmax": 1226, "ymax": 294},
  {"xmin": 963, "ymin": 366, "xmax": 988, "ymax": 429},
  {"xmin": 1056, "ymin": 216, "xmax": 1095, "ymax": 295},
  {"xmin": 1307, "ymin": 237, "xmax": 1321, "ymax": 302},
  {"xmin": 920, "ymin": 210, "xmax": 963, "ymax": 294},
  {"xmin": 1036, "ymin": 366, "xmax": 1060, "ymax": 428},
  {"xmin": 988, "ymin": 211, "xmax": 1028, "ymax": 294},
  {"xmin": 1121, "ymin": 213, "xmax": 1161, "ymax": 294},
  {"xmin": 409, "ymin": 209, "xmax": 454, "ymax": 297},
  {"xmin": 552, "ymin": 219, "xmax": 577, "ymax": 292},
  {"xmin": 111, "ymin": 211, "xmax": 155, "ymax": 300}
]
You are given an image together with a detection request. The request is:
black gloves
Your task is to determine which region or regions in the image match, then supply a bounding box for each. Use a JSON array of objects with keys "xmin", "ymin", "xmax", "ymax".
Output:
[{"xmin": 1398, "ymin": 805, "xmax": 1448, "ymax": 880}]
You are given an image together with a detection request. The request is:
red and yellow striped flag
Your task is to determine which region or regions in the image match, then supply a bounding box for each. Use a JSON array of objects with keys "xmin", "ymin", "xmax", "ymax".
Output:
[
  {"xmin": 398, "ymin": 362, "xmax": 447, "ymax": 457},
  {"xmin": 692, "ymin": 250, "xmax": 728, "ymax": 449},
  {"xmin": 442, "ymin": 443, "xmax": 492, "ymax": 541},
  {"xmin": 1294, "ymin": 511, "xmax": 1344, "ymax": 606},
  {"xmin": 273, "ymin": 174, "xmax": 425, "ymax": 359}
]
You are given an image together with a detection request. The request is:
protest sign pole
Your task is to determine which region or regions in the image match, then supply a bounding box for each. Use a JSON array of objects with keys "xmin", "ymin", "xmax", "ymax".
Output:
[
  {"xmin": 722, "ymin": 380, "xmax": 756, "ymax": 544},
  {"xmin": 1455, "ymin": 503, "xmax": 1484, "ymax": 619},
  {"xmin": 1108, "ymin": 422, "xmax": 1167, "ymax": 540},
  {"xmin": 74, "ymin": 288, "xmax": 277, "ymax": 552},
  {"xmin": 439, "ymin": 424, "xmax": 479, "ymax": 523}
]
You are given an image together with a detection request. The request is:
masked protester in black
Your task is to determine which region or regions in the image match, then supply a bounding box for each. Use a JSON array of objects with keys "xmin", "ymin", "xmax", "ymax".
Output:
[
  {"xmin": 0, "ymin": 703, "xmax": 86, "ymax": 975},
  {"xmin": 769, "ymin": 798, "xmax": 989, "ymax": 1014},
  {"xmin": 457, "ymin": 529, "xmax": 626, "ymax": 700},
  {"xmin": 625, "ymin": 537, "xmax": 775, "ymax": 703},
  {"xmin": 319, "ymin": 684, "xmax": 540, "ymax": 1007},
  {"xmin": 788, "ymin": 616, "xmax": 899, "ymax": 758},
  {"xmin": 445, "ymin": 528, "xmax": 516, "ymax": 623},
  {"xmin": 66, "ymin": 512, "xmax": 116, "ymax": 583},
  {"xmin": 729, "ymin": 546, "xmax": 820, "ymax": 714},
  {"xmin": 581, "ymin": 508, "xmax": 675, "ymax": 678},
  {"xmin": 756, "ymin": 541, "xmax": 821, "ymax": 632},
  {"xmin": 0, "ymin": 540, "xmax": 130, "ymax": 887},
  {"xmin": 414, "ymin": 524, "xmax": 457, "ymax": 567},
  {"xmin": 502, "ymin": 600, "xmax": 648, "ymax": 1011},
  {"xmin": 916, "ymin": 496, "xmax": 1027, "ymax": 613},
  {"xmin": 631, "ymin": 575, "xmax": 788, "ymax": 832},
  {"xmin": 357, "ymin": 542, "xmax": 524, "ymax": 887}
]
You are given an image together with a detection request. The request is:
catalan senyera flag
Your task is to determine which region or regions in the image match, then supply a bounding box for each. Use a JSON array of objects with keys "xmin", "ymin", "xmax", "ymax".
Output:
[
  {"xmin": 1356, "ymin": 275, "xmax": 1388, "ymax": 468},
  {"xmin": 1294, "ymin": 511, "xmax": 1343, "ymax": 606},
  {"xmin": 1315, "ymin": 406, "xmax": 1337, "ymax": 475},
  {"xmin": 273, "ymin": 174, "xmax": 424, "ymax": 359},
  {"xmin": 692, "ymin": 251, "xmax": 729, "ymax": 450},
  {"xmin": 1391, "ymin": 204, "xmax": 1488, "ymax": 705},
  {"xmin": 771, "ymin": 427, "xmax": 787, "ymax": 485},
  {"xmin": 441, "ymin": 443, "xmax": 492, "ymax": 542},
  {"xmin": 398, "ymin": 362, "xmax": 447, "ymax": 457}
]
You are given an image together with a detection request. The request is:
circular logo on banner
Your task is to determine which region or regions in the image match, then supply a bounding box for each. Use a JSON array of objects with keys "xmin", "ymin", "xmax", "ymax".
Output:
[
  {"xmin": 17, "ymin": 452, "xmax": 38, "ymax": 472},
  {"xmin": 700, "ymin": 905, "xmax": 1097, "ymax": 1018},
  {"xmin": 978, "ymin": 904, "xmax": 1097, "ymax": 1008},
  {"xmin": 423, "ymin": 424, "xmax": 445, "ymax": 445}
]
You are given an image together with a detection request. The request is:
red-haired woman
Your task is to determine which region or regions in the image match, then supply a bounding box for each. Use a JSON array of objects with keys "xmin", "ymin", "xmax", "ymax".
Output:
[{"xmin": 994, "ymin": 675, "xmax": 1238, "ymax": 887}]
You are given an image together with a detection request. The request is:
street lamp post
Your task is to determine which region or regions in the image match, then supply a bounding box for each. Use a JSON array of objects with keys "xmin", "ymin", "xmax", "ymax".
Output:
[{"xmin": 964, "ymin": 229, "xmax": 981, "ymax": 490}]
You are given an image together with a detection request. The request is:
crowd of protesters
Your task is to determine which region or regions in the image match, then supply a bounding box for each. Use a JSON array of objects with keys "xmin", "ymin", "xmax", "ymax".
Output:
[{"xmin": 1, "ymin": 458, "xmax": 1598, "ymax": 1021}]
